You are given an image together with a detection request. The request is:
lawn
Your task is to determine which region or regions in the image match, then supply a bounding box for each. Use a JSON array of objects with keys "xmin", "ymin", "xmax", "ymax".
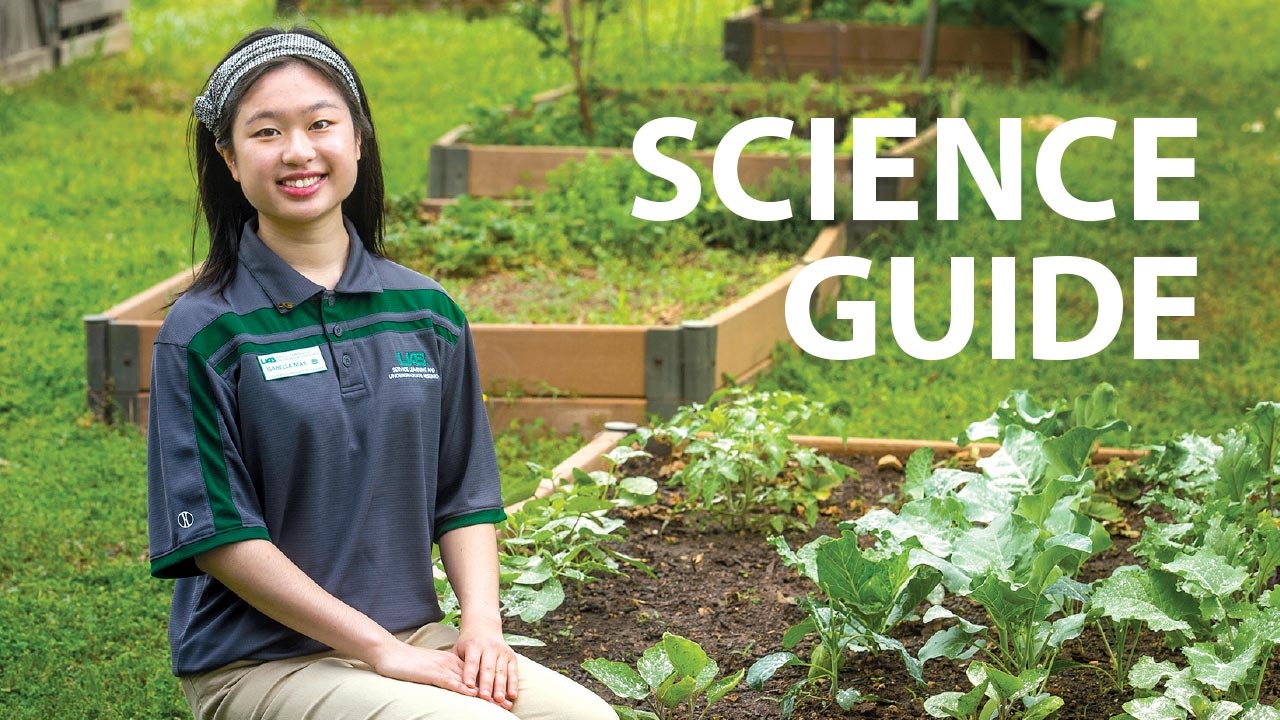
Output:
[{"xmin": 0, "ymin": 0, "xmax": 1273, "ymax": 716}]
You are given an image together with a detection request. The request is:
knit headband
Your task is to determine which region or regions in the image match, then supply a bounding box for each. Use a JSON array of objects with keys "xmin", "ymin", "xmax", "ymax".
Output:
[{"xmin": 193, "ymin": 33, "xmax": 361, "ymax": 135}]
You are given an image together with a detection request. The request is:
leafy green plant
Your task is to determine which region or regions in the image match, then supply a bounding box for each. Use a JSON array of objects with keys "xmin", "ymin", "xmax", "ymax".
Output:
[
  {"xmin": 956, "ymin": 382, "xmax": 1128, "ymax": 447},
  {"xmin": 583, "ymin": 632, "xmax": 745, "ymax": 720},
  {"xmin": 1138, "ymin": 414, "xmax": 1280, "ymax": 602},
  {"xmin": 747, "ymin": 531, "xmax": 951, "ymax": 716},
  {"xmin": 499, "ymin": 446, "xmax": 658, "ymax": 622},
  {"xmin": 437, "ymin": 445, "xmax": 657, "ymax": 624},
  {"xmin": 1244, "ymin": 402, "xmax": 1280, "ymax": 519},
  {"xmin": 849, "ymin": 388, "xmax": 1127, "ymax": 717},
  {"xmin": 1094, "ymin": 404, "xmax": 1280, "ymax": 718},
  {"xmin": 635, "ymin": 388, "xmax": 855, "ymax": 532}
]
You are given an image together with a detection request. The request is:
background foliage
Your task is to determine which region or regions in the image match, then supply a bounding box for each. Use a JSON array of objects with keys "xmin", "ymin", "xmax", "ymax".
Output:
[{"xmin": 0, "ymin": 0, "xmax": 1274, "ymax": 716}]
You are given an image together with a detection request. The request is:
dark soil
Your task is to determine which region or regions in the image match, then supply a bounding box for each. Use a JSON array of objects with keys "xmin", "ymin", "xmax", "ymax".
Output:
[{"xmin": 507, "ymin": 449, "xmax": 1277, "ymax": 719}]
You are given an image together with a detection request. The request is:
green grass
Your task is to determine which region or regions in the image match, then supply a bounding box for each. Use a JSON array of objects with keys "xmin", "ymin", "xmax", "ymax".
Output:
[
  {"xmin": 0, "ymin": 0, "xmax": 1274, "ymax": 716},
  {"xmin": 0, "ymin": 0, "xmax": 735, "ymax": 715},
  {"xmin": 757, "ymin": 0, "xmax": 1280, "ymax": 443}
]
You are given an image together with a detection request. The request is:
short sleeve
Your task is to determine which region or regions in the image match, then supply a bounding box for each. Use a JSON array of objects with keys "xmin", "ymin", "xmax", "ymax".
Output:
[
  {"xmin": 433, "ymin": 318, "xmax": 505, "ymax": 542},
  {"xmin": 147, "ymin": 340, "xmax": 270, "ymax": 579}
]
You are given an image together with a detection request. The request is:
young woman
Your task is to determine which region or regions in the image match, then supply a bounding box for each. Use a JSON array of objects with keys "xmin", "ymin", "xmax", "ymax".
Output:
[{"xmin": 146, "ymin": 26, "xmax": 616, "ymax": 720}]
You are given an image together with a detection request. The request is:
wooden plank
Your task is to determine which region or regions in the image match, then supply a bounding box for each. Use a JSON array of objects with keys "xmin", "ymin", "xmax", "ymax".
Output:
[
  {"xmin": 2, "ymin": 0, "xmax": 49, "ymax": 55},
  {"xmin": 105, "ymin": 266, "xmax": 194, "ymax": 321},
  {"xmin": 456, "ymin": 131, "xmax": 918, "ymax": 199},
  {"xmin": 891, "ymin": 121, "xmax": 939, "ymax": 200},
  {"xmin": 133, "ymin": 393, "xmax": 647, "ymax": 440},
  {"xmin": 802, "ymin": 224, "xmax": 849, "ymax": 314},
  {"xmin": 791, "ymin": 435, "xmax": 1149, "ymax": 463},
  {"xmin": 729, "ymin": 354, "xmax": 774, "ymax": 387},
  {"xmin": 707, "ymin": 264, "xmax": 801, "ymax": 381},
  {"xmin": 137, "ymin": 390, "xmax": 149, "ymax": 431},
  {"xmin": 751, "ymin": 16, "xmax": 1037, "ymax": 80},
  {"xmin": 485, "ymin": 397, "xmax": 646, "ymax": 438},
  {"xmin": 505, "ymin": 427, "xmax": 632, "ymax": 514},
  {"xmin": 465, "ymin": 144, "xmax": 632, "ymax": 196},
  {"xmin": 432, "ymin": 81, "xmax": 935, "ymax": 199},
  {"xmin": 59, "ymin": 0, "xmax": 130, "ymax": 28},
  {"xmin": 132, "ymin": 375, "xmax": 648, "ymax": 439},
  {"xmin": 801, "ymin": 224, "xmax": 845, "ymax": 264},
  {"xmin": 134, "ymin": 319, "xmax": 162, "ymax": 393},
  {"xmin": 471, "ymin": 324, "xmax": 648, "ymax": 397},
  {"xmin": 703, "ymin": 225, "xmax": 849, "ymax": 383}
]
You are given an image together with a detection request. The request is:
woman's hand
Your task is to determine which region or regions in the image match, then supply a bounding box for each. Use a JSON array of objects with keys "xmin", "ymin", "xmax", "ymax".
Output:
[
  {"xmin": 369, "ymin": 639, "xmax": 479, "ymax": 698},
  {"xmin": 454, "ymin": 625, "xmax": 519, "ymax": 710}
]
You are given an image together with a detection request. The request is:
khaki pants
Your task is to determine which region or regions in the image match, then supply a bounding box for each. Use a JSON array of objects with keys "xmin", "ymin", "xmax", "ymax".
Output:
[{"xmin": 181, "ymin": 623, "xmax": 617, "ymax": 720}]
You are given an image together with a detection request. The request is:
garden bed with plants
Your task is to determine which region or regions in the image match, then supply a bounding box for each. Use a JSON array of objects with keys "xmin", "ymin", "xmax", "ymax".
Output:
[
  {"xmin": 722, "ymin": 0, "xmax": 1106, "ymax": 82},
  {"xmin": 392, "ymin": 156, "xmax": 840, "ymax": 326},
  {"xmin": 428, "ymin": 80, "xmax": 943, "ymax": 199},
  {"xmin": 87, "ymin": 153, "xmax": 858, "ymax": 433},
  {"xmin": 394, "ymin": 154, "xmax": 856, "ymax": 427},
  {"xmin": 474, "ymin": 386, "xmax": 1280, "ymax": 720}
]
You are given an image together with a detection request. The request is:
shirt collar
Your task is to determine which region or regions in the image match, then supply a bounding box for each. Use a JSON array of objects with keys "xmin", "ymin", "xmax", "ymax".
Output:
[{"xmin": 238, "ymin": 218, "xmax": 385, "ymax": 312}]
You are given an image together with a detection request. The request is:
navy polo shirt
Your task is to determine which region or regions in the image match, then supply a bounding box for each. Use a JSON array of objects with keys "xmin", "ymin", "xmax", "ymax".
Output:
[{"xmin": 146, "ymin": 219, "xmax": 505, "ymax": 676}]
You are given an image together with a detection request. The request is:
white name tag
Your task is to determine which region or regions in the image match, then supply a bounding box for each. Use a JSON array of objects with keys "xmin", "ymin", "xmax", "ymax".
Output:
[{"xmin": 258, "ymin": 347, "xmax": 328, "ymax": 381}]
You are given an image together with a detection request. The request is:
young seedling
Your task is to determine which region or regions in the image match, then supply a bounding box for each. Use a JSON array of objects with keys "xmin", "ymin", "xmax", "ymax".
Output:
[{"xmin": 583, "ymin": 632, "xmax": 745, "ymax": 720}]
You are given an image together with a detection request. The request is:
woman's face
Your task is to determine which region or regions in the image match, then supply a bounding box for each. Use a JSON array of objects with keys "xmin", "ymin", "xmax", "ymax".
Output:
[{"xmin": 218, "ymin": 61, "xmax": 361, "ymax": 242}]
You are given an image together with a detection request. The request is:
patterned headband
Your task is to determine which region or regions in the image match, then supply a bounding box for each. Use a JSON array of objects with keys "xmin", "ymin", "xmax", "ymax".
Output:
[{"xmin": 193, "ymin": 33, "xmax": 361, "ymax": 135}]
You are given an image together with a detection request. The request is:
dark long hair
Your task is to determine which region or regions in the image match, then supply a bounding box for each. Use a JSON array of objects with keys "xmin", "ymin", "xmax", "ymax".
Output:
[{"xmin": 187, "ymin": 26, "xmax": 385, "ymax": 294}]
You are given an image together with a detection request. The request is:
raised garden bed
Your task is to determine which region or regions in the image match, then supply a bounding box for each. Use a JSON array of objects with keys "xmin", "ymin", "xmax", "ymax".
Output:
[
  {"xmin": 427, "ymin": 82, "xmax": 942, "ymax": 199},
  {"xmin": 84, "ymin": 220, "xmax": 859, "ymax": 435},
  {"xmin": 493, "ymin": 384, "xmax": 1280, "ymax": 719},
  {"xmin": 721, "ymin": 3, "xmax": 1104, "ymax": 82},
  {"xmin": 502, "ymin": 424, "xmax": 1175, "ymax": 719}
]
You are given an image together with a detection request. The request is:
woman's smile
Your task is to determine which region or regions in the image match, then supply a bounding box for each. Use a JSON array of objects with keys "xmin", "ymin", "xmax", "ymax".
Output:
[{"xmin": 278, "ymin": 172, "xmax": 328, "ymax": 196}]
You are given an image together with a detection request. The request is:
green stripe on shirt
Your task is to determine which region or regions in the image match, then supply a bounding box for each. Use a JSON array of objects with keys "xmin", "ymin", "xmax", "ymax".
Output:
[
  {"xmin": 434, "ymin": 508, "xmax": 508, "ymax": 543},
  {"xmin": 188, "ymin": 350, "xmax": 244, "ymax": 534}
]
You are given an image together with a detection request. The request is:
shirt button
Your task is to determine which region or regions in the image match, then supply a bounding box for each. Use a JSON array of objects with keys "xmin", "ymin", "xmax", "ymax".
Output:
[
  {"xmin": 326, "ymin": 297, "xmax": 336, "ymax": 307},
  {"xmin": 333, "ymin": 325, "xmax": 343, "ymax": 337},
  {"xmin": 342, "ymin": 354, "xmax": 352, "ymax": 367}
]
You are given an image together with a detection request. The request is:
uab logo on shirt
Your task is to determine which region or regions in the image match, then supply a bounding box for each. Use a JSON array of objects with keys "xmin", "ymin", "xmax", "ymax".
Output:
[
  {"xmin": 396, "ymin": 351, "xmax": 429, "ymax": 367},
  {"xmin": 389, "ymin": 350, "xmax": 440, "ymax": 381}
]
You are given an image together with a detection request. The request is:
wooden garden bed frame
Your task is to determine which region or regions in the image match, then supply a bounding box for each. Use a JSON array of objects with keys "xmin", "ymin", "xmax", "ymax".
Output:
[
  {"xmin": 427, "ymin": 83, "xmax": 941, "ymax": 199},
  {"xmin": 721, "ymin": 4, "xmax": 1104, "ymax": 82},
  {"xmin": 85, "ymin": 217, "xmax": 910, "ymax": 436},
  {"xmin": 516, "ymin": 427, "xmax": 1149, "ymax": 511},
  {"xmin": 1, "ymin": 0, "xmax": 132, "ymax": 85}
]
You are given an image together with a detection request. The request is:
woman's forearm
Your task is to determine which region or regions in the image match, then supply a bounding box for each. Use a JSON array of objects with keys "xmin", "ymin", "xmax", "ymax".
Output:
[
  {"xmin": 195, "ymin": 539, "xmax": 399, "ymax": 664},
  {"xmin": 196, "ymin": 539, "xmax": 477, "ymax": 694},
  {"xmin": 437, "ymin": 523, "xmax": 503, "ymax": 633}
]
